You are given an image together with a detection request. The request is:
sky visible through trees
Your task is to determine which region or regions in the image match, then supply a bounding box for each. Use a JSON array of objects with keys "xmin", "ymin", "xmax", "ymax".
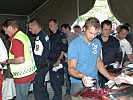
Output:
[{"xmin": 74, "ymin": 0, "xmax": 120, "ymax": 27}]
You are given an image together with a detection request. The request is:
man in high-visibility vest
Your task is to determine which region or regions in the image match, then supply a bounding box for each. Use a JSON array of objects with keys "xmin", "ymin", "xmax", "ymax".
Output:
[{"xmin": 1, "ymin": 18, "xmax": 37, "ymax": 100}]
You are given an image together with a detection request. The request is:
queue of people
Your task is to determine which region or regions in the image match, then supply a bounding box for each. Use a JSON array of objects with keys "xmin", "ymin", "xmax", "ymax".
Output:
[{"xmin": 0, "ymin": 17, "xmax": 132, "ymax": 100}]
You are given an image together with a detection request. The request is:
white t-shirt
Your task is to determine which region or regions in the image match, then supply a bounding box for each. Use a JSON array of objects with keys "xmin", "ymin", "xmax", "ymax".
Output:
[
  {"xmin": 0, "ymin": 38, "xmax": 8, "ymax": 68},
  {"xmin": 119, "ymin": 38, "xmax": 132, "ymax": 57}
]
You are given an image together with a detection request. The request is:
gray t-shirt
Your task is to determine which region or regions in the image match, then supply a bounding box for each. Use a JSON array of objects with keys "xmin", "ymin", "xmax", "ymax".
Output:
[{"xmin": 67, "ymin": 33, "xmax": 79, "ymax": 45}]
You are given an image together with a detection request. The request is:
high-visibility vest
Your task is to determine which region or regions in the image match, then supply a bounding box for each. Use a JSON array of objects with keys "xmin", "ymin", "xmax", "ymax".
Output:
[{"xmin": 9, "ymin": 31, "xmax": 37, "ymax": 78}]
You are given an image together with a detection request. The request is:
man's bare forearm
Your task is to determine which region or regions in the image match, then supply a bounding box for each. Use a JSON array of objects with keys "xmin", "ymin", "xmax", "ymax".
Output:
[
  {"xmin": 97, "ymin": 58, "xmax": 113, "ymax": 80},
  {"xmin": 8, "ymin": 57, "xmax": 25, "ymax": 64},
  {"xmin": 68, "ymin": 67, "xmax": 84, "ymax": 79}
]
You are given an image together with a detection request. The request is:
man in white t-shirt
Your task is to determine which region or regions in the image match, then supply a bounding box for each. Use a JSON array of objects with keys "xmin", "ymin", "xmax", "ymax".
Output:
[
  {"xmin": 116, "ymin": 25, "xmax": 133, "ymax": 67},
  {"xmin": 0, "ymin": 38, "xmax": 8, "ymax": 100},
  {"xmin": 0, "ymin": 38, "xmax": 8, "ymax": 65}
]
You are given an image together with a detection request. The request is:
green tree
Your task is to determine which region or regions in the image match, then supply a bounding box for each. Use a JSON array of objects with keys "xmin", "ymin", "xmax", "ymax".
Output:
[{"xmin": 78, "ymin": 0, "xmax": 119, "ymax": 24}]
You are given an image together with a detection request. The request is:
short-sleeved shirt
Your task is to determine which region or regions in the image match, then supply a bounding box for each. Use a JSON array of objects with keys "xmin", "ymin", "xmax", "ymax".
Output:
[
  {"xmin": 49, "ymin": 30, "xmax": 68, "ymax": 61},
  {"xmin": 33, "ymin": 30, "xmax": 50, "ymax": 68},
  {"xmin": 9, "ymin": 31, "xmax": 35, "ymax": 84},
  {"xmin": 67, "ymin": 33, "xmax": 79, "ymax": 45},
  {"xmin": 119, "ymin": 38, "xmax": 132, "ymax": 56},
  {"xmin": 68, "ymin": 34, "xmax": 101, "ymax": 83},
  {"xmin": 97, "ymin": 35, "xmax": 122, "ymax": 66},
  {"xmin": 0, "ymin": 38, "xmax": 8, "ymax": 68}
]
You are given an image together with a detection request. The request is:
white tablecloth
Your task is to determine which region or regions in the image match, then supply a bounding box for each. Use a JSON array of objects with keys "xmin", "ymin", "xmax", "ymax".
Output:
[
  {"xmin": 2, "ymin": 72, "xmax": 50, "ymax": 99},
  {"xmin": 2, "ymin": 78, "xmax": 16, "ymax": 100}
]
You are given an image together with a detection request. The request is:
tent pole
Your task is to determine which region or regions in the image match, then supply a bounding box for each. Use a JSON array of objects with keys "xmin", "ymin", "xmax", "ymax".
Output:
[
  {"xmin": 0, "ymin": 14, "xmax": 27, "ymax": 17},
  {"xmin": 29, "ymin": 0, "xmax": 50, "ymax": 17},
  {"xmin": 26, "ymin": 16, "xmax": 30, "ymax": 34},
  {"xmin": 77, "ymin": 0, "xmax": 79, "ymax": 25}
]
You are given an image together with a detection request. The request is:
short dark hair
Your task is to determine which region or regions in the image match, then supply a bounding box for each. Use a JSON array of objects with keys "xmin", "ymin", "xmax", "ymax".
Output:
[
  {"xmin": 119, "ymin": 25, "xmax": 129, "ymax": 32},
  {"xmin": 73, "ymin": 25, "xmax": 81, "ymax": 29},
  {"xmin": 123, "ymin": 23, "xmax": 130, "ymax": 28},
  {"xmin": 101, "ymin": 20, "xmax": 112, "ymax": 29},
  {"xmin": 61, "ymin": 24, "xmax": 71, "ymax": 31},
  {"xmin": 28, "ymin": 19, "xmax": 41, "ymax": 26},
  {"xmin": 49, "ymin": 19, "xmax": 58, "ymax": 24},
  {"xmin": 2, "ymin": 18, "xmax": 18, "ymax": 28}
]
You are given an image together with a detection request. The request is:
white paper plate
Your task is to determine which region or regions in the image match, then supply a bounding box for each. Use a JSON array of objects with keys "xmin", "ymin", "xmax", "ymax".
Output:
[{"xmin": 126, "ymin": 64, "xmax": 133, "ymax": 68}]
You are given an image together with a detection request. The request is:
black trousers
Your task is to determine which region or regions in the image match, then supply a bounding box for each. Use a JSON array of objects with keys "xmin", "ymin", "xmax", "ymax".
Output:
[
  {"xmin": 49, "ymin": 60, "xmax": 64, "ymax": 100},
  {"xmin": 33, "ymin": 66, "xmax": 49, "ymax": 100}
]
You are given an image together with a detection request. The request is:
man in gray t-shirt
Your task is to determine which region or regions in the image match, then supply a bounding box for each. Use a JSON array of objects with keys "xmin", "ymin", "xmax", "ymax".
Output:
[
  {"xmin": 61, "ymin": 24, "xmax": 78, "ymax": 99},
  {"xmin": 61, "ymin": 24, "xmax": 78, "ymax": 45}
]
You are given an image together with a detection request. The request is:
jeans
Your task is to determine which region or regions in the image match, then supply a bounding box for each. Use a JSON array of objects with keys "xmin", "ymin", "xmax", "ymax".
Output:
[
  {"xmin": 71, "ymin": 83, "xmax": 83, "ymax": 95},
  {"xmin": 15, "ymin": 82, "xmax": 31, "ymax": 100},
  {"xmin": 33, "ymin": 67, "xmax": 49, "ymax": 100},
  {"xmin": 62, "ymin": 61, "xmax": 71, "ymax": 95}
]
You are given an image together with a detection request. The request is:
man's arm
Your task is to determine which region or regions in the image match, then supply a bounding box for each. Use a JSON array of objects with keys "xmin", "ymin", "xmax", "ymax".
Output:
[
  {"xmin": 7, "ymin": 57, "xmax": 24, "ymax": 64},
  {"xmin": 54, "ymin": 51, "xmax": 65, "ymax": 66},
  {"xmin": 68, "ymin": 59, "xmax": 84, "ymax": 78},
  {"xmin": 68, "ymin": 59, "xmax": 94, "ymax": 87},
  {"xmin": 97, "ymin": 57, "xmax": 114, "ymax": 80},
  {"xmin": 123, "ymin": 54, "xmax": 133, "ymax": 67},
  {"xmin": 54, "ymin": 32, "xmax": 68, "ymax": 66},
  {"xmin": 115, "ymin": 75, "xmax": 133, "ymax": 85},
  {"xmin": 1, "ymin": 57, "xmax": 24, "ymax": 66},
  {"xmin": 127, "ymin": 54, "xmax": 133, "ymax": 63},
  {"xmin": 7, "ymin": 39, "xmax": 25, "ymax": 64}
]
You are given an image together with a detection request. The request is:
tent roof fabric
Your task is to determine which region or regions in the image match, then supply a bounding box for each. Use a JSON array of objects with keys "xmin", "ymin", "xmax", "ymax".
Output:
[
  {"xmin": 0, "ymin": 0, "xmax": 48, "ymax": 15},
  {"xmin": 30, "ymin": 0, "xmax": 96, "ymax": 33},
  {"xmin": 0, "ymin": 0, "xmax": 96, "ymax": 33},
  {"xmin": 107, "ymin": 0, "xmax": 133, "ymax": 30}
]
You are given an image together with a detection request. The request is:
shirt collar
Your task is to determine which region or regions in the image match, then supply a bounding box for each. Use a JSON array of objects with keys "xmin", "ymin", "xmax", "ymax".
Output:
[
  {"xmin": 8, "ymin": 30, "xmax": 19, "ymax": 41},
  {"xmin": 80, "ymin": 33, "xmax": 96, "ymax": 45}
]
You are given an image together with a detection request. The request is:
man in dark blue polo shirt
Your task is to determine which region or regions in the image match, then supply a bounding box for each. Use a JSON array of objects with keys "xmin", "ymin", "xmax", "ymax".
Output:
[
  {"xmin": 48, "ymin": 19, "xmax": 68, "ymax": 100},
  {"xmin": 28, "ymin": 19, "xmax": 50, "ymax": 100},
  {"xmin": 97, "ymin": 20, "xmax": 122, "ymax": 87}
]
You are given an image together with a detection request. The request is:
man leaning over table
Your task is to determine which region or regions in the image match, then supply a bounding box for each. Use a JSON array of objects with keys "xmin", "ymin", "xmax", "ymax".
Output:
[
  {"xmin": 68, "ymin": 17, "xmax": 114, "ymax": 95},
  {"xmin": 115, "ymin": 25, "xmax": 133, "ymax": 67}
]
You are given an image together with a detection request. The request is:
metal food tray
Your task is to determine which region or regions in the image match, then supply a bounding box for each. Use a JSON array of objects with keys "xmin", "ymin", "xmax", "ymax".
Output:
[
  {"xmin": 103, "ymin": 85, "xmax": 133, "ymax": 100},
  {"xmin": 108, "ymin": 67, "xmax": 133, "ymax": 77},
  {"xmin": 72, "ymin": 85, "xmax": 132, "ymax": 100},
  {"xmin": 72, "ymin": 87, "xmax": 111, "ymax": 100}
]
